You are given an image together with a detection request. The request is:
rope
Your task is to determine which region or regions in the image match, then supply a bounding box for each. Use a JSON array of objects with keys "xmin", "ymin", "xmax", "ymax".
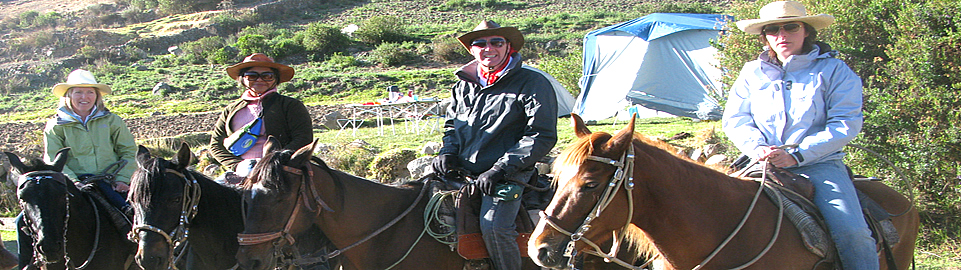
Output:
[
  {"xmin": 845, "ymin": 143, "xmax": 915, "ymax": 217},
  {"xmin": 424, "ymin": 190, "xmax": 457, "ymax": 245}
]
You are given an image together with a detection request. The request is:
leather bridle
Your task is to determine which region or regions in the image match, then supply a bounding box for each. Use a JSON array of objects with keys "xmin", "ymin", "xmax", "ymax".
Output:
[
  {"xmin": 19, "ymin": 171, "xmax": 101, "ymax": 270},
  {"xmin": 128, "ymin": 168, "xmax": 202, "ymax": 270}
]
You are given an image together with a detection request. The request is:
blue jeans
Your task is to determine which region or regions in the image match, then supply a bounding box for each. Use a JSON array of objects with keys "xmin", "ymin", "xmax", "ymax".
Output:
[
  {"xmin": 787, "ymin": 159, "xmax": 878, "ymax": 270},
  {"xmin": 481, "ymin": 195, "xmax": 523, "ymax": 270}
]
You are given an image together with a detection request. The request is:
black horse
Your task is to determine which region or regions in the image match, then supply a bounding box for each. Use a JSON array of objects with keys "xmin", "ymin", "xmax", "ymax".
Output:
[
  {"xmin": 128, "ymin": 143, "xmax": 244, "ymax": 270},
  {"xmin": 6, "ymin": 148, "xmax": 139, "ymax": 270}
]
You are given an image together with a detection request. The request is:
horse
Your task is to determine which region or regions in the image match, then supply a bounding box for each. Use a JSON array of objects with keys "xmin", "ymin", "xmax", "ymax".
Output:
[
  {"xmin": 529, "ymin": 114, "xmax": 920, "ymax": 270},
  {"xmin": 235, "ymin": 138, "xmax": 544, "ymax": 270},
  {"xmin": 127, "ymin": 143, "xmax": 245, "ymax": 270},
  {"xmin": 5, "ymin": 148, "xmax": 139, "ymax": 270}
]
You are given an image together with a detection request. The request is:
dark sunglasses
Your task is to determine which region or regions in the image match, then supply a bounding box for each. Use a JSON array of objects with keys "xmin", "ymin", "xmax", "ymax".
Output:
[
  {"xmin": 762, "ymin": 23, "xmax": 802, "ymax": 34},
  {"xmin": 471, "ymin": 38, "xmax": 507, "ymax": 49},
  {"xmin": 243, "ymin": 72, "xmax": 276, "ymax": 82}
]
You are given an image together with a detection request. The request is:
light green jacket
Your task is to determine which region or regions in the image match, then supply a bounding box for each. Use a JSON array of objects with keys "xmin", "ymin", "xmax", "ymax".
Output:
[{"xmin": 43, "ymin": 107, "xmax": 137, "ymax": 183}]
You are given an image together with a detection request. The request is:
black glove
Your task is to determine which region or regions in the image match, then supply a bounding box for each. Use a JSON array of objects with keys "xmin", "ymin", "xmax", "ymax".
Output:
[
  {"xmin": 432, "ymin": 153, "xmax": 459, "ymax": 176},
  {"xmin": 476, "ymin": 166, "xmax": 506, "ymax": 196}
]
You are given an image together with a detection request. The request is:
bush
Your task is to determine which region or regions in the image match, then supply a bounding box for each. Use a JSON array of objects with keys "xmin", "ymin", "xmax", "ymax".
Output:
[
  {"xmin": 234, "ymin": 34, "xmax": 269, "ymax": 57},
  {"xmin": 369, "ymin": 42, "xmax": 420, "ymax": 67},
  {"xmin": 431, "ymin": 35, "xmax": 471, "ymax": 63},
  {"xmin": 207, "ymin": 47, "xmax": 238, "ymax": 64},
  {"xmin": 322, "ymin": 53, "xmax": 361, "ymax": 70},
  {"xmin": 300, "ymin": 22, "xmax": 351, "ymax": 59},
  {"xmin": 533, "ymin": 50, "xmax": 581, "ymax": 97},
  {"xmin": 354, "ymin": 16, "xmax": 411, "ymax": 45}
]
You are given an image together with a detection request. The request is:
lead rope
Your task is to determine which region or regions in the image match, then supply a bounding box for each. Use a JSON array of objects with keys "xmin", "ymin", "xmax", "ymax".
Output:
[{"xmin": 64, "ymin": 193, "xmax": 102, "ymax": 270}]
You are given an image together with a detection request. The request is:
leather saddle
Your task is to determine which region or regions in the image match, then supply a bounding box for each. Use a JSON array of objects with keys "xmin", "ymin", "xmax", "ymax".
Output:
[{"xmin": 739, "ymin": 165, "xmax": 901, "ymax": 266}]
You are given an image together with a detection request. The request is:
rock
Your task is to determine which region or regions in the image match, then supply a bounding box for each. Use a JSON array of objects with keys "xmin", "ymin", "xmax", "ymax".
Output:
[
  {"xmin": 341, "ymin": 24, "xmax": 359, "ymax": 36},
  {"xmin": 167, "ymin": 46, "xmax": 183, "ymax": 56},
  {"xmin": 368, "ymin": 149, "xmax": 417, "ymax": 184},
  {"xmin": 347, "ymin": 139, "xmax": 370, "ymax": 149},
  {"xmin": 422, "ymin": 142, "xmax": 441, "ymax": 155},
  {"xmin": 705, "ymin": 154, "xmax": 727, "ymax": 167},
  {"xmin": 322, "ymin": 111, "xmax": 345, "ymax": 130},
  {"xmin": 152, "ymin": 82, "xmax": 171, "ymax": 96},
  {"xmin": 407, "ymin": 156, "xmax": 434, "ymax": 180}
]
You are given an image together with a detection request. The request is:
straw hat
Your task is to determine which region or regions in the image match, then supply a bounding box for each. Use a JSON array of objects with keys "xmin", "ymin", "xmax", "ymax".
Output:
[
  {"xmin": 736, "ymin": 1, "xmax": 835, "ymax": 35},
  {"xmin": 225, "ymin": 53, "xmax": 295, "ymax": 83},
  {"xmin": 52, "ymin": 69, "xmax": 111, "ymax": 97},
  {"xmin": 457, "ymin": 20, "xmax": 525, "ymax": 52}
]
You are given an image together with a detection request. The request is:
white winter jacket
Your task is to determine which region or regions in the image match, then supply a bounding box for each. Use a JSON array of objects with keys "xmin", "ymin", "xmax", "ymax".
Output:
[{"xmin": 722, "ymin": 45, "xmax": 863, "ymax": 167}]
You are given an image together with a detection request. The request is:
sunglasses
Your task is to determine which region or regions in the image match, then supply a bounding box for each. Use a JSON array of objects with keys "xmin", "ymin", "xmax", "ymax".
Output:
[
  {"xmin": 471, "ymin": 38, "xmax": 507, "ymax": 49},
  {"xmin": 243, "ymin": 72, "xmax": 276, "ymax": 82},
  {"xmin": 762, "ymin": 23, "xmax": 802, "ymax": 34}
]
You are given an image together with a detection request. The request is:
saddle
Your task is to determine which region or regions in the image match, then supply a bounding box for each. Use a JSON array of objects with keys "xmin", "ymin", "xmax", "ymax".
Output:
[
  {"xmin": 425, "ymin": 172, "xmax": 552, "ymax": 261},
  {"xmin": 75, "ymin": 177, "xmax": 132, "ymax": 234},
  {"xmin": 740, "ymin": 165, "xmax": 901, "ymax": 267}
]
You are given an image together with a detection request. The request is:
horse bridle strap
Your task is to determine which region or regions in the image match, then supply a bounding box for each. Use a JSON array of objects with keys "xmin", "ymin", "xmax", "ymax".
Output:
[
  {"xmin": 128, "ymin": 168, "xmax": 202, "ymax": 270},
  {"xmin": 538, "ymin": 145, "xmax": 640, "ymax": 270}
]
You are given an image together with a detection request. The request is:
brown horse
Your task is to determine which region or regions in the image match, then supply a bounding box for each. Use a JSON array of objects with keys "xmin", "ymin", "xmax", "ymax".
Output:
[
  {"xmin": 529, "ymin": 115, "xmax": 919, "ymax": 270},
  {"xmin": 235, "ymin": 138, "xmax": 542, "ymax": 270}
]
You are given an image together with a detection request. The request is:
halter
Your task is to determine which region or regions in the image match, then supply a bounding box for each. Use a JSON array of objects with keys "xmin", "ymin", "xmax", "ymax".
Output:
[
  {"xmin": 237, "ymin": 163, "xmax": 430, "ymax": 269},
  {"xmin": 19, "ymin": 171, "xmax": 102, "ymax": 270},
  {"xmin": 538, "ymin": 145, "xmax": 641, "ymax": 270},
  {"xmin": 237, "ymin": 164, "xmax": 337, "ymax": 268},
  {"xmin": 128, "ymin": 168, "xmax": 202, "ymax": 270}
]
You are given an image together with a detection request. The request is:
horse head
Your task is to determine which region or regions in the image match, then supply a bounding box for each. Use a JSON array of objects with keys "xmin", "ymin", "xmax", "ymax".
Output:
[
  {"xmin": 7, "ymin": 148, "xmax": 79, "ymax": 264},
  {"xmin": 237, "ymin": 136, "xmax": 322, "ymax": 270},
  {"xmin": 529, "ymin": 114, "xmax": 644, "ymax": 269},
  {"xmin": 129, "ymin": 143, "xmax": 197, "ymax": 270}
]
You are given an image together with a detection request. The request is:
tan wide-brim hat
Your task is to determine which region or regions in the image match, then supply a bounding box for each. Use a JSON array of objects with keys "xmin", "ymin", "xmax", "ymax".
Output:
[
  {"xmin": 225, "ymin": 53, "xmax": 295, "ymax": 83},
  {"xmin": 736, "ymin": 1, "xmax": 835, "ymax": 35},
  {"xmin": 457, "ymin": 20, "xmax": 525, "ymax": 52},
  {"xmin": 52, "ymin": 69, "xmax": 111, "ymax": 97}
]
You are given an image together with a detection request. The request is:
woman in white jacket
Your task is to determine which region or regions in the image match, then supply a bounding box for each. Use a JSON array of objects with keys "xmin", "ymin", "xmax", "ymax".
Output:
[{"xmin": 723, "ymin": 1, "xmax": 877, "ymax": 269}]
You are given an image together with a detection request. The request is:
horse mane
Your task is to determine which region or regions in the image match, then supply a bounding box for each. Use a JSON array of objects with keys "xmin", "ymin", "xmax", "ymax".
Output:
[
  {"xmin": 241, "ymin": 149, "xmax": 335, "ymax": 193},
  {"xmin": 130, "ymin": 155, "xmax": 218, "ymax": 207}
]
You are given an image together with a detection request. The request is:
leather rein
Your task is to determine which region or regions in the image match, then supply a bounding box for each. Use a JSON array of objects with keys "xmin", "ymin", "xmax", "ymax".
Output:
[
  {"xmin": 128, "ymin": 168, "xmax": 202, "ymax": 270},
  {"xmin": 236, "ymin": 163, "xmax": 430, "ymax": 268},
  {"xmin": 19, "ymin": 171, "xmax": 102, "ymax": 270},
  {"xmin": 538, "ymin": 144, "xmax": 786, "ymax": 270}
]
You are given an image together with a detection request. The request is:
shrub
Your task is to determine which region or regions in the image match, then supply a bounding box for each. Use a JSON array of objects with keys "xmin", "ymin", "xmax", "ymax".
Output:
[
  {"xmin": 234, "ymin": 34, "xmax": 269, "ymax": 57},
  {"xmin": 368, "ymin": 148, "xmax": 417, "ymax": 183},
  {"xmin": 354, "ymin": 16, "xmax": 411, "ymax": 45},
  {"xmin": 269, "ymin": 37, "xmax": 303, "ymax": 59},
  {"xmin": 207, "ymin": 47, "xmax": 238, "ymax": 64},
  {"xmin": 323, "ymin": 53, "xmax": 361, "ymax": 70},
  {"xmin": 300, "ymin": 22, "xmax": 351, "ymax": 59},
  {"xmin": 431, "ymin": 35, "xmax": 471, "ymax": 63},
  {"xmin": 368, "ymin": 42, "xmax": 419, "ymax": 67},
  {"xmin": 533, "ymin": 50, "xmax": 582, "ymax": 97}
]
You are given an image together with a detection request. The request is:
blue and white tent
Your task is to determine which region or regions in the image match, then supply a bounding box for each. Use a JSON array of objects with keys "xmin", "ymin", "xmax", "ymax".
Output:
[{"xmin": 573, "ymin": 13, "xmax": 734, "ymax": 121}]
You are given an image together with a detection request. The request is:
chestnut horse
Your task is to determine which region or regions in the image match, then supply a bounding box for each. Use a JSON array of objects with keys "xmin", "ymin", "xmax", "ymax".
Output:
[
  {"xmin": 6, "ymin": 149, "xmax": 139, "ymax": 270},
  {"xmin": 235, "ymin": 138, "xmax": 542, "ymax": 270},
  {"xmin": 529, "ymin": 115, "xmax": 919, "ymax": 270},
  {"xmin": 128, "ymin": 143, "xmax": 244, "ymax": 270}
]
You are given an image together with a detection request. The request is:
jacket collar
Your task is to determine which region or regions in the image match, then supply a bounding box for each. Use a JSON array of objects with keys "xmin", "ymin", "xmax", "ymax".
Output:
[
  {"xmin": 759, "ymin": 45, "xmax": 837, "ymax": 73},
  {"xmin": 455, "ymin": 52, "xmax": 523, "ymax": 86},
  {"xmin": 55, "ymin": 106, "xmax": 108, "ymax": 126}
]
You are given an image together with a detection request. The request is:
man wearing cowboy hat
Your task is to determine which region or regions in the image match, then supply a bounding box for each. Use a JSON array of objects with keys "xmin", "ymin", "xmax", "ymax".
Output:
[
  {"xmin": 433, "ymin": 20, "xmax": 558, "ymax": 270},
  {"xmin": 209, "ymin": 53, "xmax": 312, "ymax": 183},
  {"xmin": 724, "ymin": 1, "xmax": 878, "ymax": 269}
]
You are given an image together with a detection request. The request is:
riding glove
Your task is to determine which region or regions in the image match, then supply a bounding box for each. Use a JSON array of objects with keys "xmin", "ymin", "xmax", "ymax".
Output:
[
  {"xmin": 432, "ymin": 153, "xmax": 459, "ymax": 176},
  {"xmin": 476, "ymin": 166, "xmax": 506, "ymax": 196}
]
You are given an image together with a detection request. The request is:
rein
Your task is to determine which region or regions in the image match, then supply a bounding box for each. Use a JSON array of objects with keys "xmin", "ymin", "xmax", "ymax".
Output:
[
  {"xmin": 237, "ymin": 163, "xmax": 430, "ymax": 269},
  {"xmin": 128, "ymin": 168, "xmax": 202, "ymax": 270},
  {"xmin": 19, "ymin": 172, "xmax": 102, "ymax": 270}
]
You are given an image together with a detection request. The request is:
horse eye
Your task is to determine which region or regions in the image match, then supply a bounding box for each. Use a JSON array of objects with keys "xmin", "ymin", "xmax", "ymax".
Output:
[{"xmin": 583, "ymin": 182, "xmax": 601, "ymax": 189}]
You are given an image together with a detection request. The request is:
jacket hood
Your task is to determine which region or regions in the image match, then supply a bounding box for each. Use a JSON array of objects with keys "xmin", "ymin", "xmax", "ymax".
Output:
[{"xmin": 55, "ymin": 106, "xmax": 109, "ymax": 125}]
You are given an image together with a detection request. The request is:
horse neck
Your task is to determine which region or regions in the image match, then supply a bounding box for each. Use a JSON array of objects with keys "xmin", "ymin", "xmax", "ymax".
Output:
[
  {"xmin": 190, "ymin": 171, "xmax": 244, "ymax": 234},
  {"xmin": 628, "ymin": 142, "xmax": 764, "ymax": 262}
]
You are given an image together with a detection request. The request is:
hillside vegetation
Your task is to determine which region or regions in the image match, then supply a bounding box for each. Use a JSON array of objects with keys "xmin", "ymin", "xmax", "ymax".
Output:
[{"xmin": 0, "ymin": 0, "xmax": 959, "ymax": 267}]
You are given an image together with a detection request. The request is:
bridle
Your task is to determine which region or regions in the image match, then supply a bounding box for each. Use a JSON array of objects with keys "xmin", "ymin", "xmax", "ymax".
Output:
[
  {"xmin": 538, "ymin": 145, "xmax": 640, "ymax": 270},
  {"xmin": 538, "ymin": 143, "xmax": 786, "ymax": 270},
  {"xmin": 19, "ymin": 171, "xmax": 102, "ymax": 270},
  {"xmin": 237, "ymin": 164, "xmax": 337, "ymax": 268},
  {"xmin": 237, "ymin": 162, "xmax": 430, "ymax": 269},
  {"xmin": 128, "ymin": 168, "xmax": 202, "ymax": 270}
]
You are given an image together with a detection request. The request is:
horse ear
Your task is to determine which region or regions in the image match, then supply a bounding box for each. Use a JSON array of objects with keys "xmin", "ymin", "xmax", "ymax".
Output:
[
  {"xmin": 173, "ymin": 142, "xmax": 193, "ymax": 169},
  {"xmin": 263, "ymin": 136, "xmax": 281, "ymax": 157},
  {"xmin": 609, "ymin": 115, "xmax": 636, "ymax": 152},
  {"xmin": 136, "ymin": 145, "xmax": 152, "ymax": 168},
  {"xmin": 3, "ymin": 152, "xmax": 28, "ymax": 175},
  {"xmin": 571, "ymin": 113, "xmax": 592, "ymax": 138},
  {"xmin": 51, "ymin": 148, "xmax": 70, "ymax": 173},
  {"xmin": 289, "ymin": 139, "xmax": 318, "ymax": 167}
]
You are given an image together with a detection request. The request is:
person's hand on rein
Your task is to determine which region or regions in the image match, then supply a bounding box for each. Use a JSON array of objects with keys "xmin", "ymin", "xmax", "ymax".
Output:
[
  {"xmin": 758, "ymin": 146, "xmax": 798, "ymax": 168},
  {"xmin": 476, "ymin": 166, "xmax": 506, "ymax": 196},
  {"xmin": 432, "ymin": 153, "xmax": 460, "ymax": 177}
]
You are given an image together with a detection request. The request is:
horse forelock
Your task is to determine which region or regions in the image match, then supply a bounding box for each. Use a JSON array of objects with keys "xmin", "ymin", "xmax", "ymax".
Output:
[
  {"xmin": 242, "ymin": 149, "xmax": 295, "ymax": 194},
  {"xmin": 129, "ymin": 157, "xmax": 170, "ymax": 207},
  {"xmin": 552, "ymin": 132, "xmax": 605, "ymax": 186}
]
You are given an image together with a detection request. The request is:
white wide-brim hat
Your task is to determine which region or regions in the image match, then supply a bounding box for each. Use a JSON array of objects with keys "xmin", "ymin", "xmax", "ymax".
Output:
[
  {"xmin": 736, "ymin": 1, "xmax": 835, "ymax": 35},
  {"xmin": 52, "ymin": 69, "xmax": 111, "ymax": 97}
]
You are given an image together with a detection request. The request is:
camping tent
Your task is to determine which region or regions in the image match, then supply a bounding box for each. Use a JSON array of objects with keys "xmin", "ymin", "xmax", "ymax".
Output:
[
  {"xmin": 524, "ymin": 65, "xmax": 576, "ymax": 118},
  {"xmin": 573, "ymin": 13, "xmax": 734, "ymax": 121}
]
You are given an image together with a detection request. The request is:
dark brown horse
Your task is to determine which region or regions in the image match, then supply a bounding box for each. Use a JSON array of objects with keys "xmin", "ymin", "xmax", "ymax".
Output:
[
  {"xmin": 235, "ymin": 139, "xmax": 542, "ymax": 270},
  {"xmin": 529, "ymin": 115, "xmax": 920, "ymax": 270},
  {"xmin": 128, "ymin": 143, "xmax": 244, "ymax": 270},
  {"xmin": 6, "ymin": 149, "xmax": 139, "ymax": 270}
]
